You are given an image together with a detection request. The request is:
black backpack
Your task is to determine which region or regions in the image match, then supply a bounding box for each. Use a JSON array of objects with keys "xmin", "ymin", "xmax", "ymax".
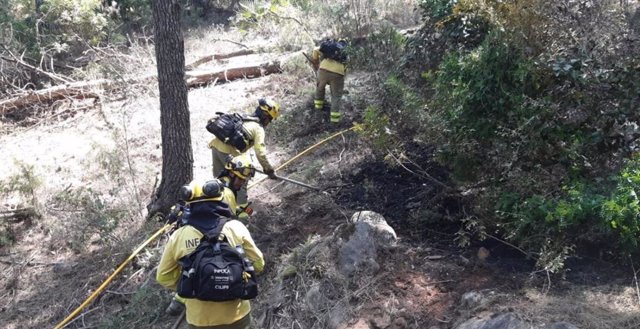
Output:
[
  {"xmin": 176, "ymin": 219, "xmax": 258, "ymax": 301},
  {"xmin": 319, "ymin": 39, "xmax": 348, "ymax": 63},
  {"xmin": 206, "ymin": 113, "xmax": 257, "ymax": 152}
]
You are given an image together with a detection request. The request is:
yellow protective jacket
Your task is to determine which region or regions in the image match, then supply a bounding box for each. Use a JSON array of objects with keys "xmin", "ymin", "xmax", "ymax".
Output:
[
  {"xmin": 156, "ymin": 219, "xmax": 265, "ymax": 326},
  {"xmin": 208, "ymin": 120, "xmax": 273, "ymax": 172},
  {"xmin": 221, "ymin": 186, "xmax": 237, "ymax": 216},
  {"xmin": 312, "ymin": 47, "xmax": 346, "ymax": 76}
]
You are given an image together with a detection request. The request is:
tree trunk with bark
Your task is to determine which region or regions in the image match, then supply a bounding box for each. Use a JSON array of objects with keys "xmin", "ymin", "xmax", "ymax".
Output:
[{"xmin": 147, "ymin": 0, "xmax": 193, "ymax": 219}]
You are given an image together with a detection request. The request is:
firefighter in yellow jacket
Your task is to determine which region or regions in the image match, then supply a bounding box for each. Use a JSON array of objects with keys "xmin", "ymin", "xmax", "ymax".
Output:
[
  {"xmin": 157, "ymin": 179, "xmax": 265, "ymax": 328},
  {"xmin": 164, "ymin": 156, "xmax": 257, "ymax": 316},
  {"xmin": 218, "ymin": 154, "xmax": 257, "ymax": 218},
  {"xmin": 208, "ymin": 98, "xmax": 280, "ymax": 215},
  {"xmin": 311, "ymin": 39, "xmax": 348, "ymax": 123}
]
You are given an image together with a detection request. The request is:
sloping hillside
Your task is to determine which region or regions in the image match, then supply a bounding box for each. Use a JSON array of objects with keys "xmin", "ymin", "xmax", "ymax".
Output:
[{"xmin": 2, "ymin": 3, "xmax": 640, "ymax": 329}]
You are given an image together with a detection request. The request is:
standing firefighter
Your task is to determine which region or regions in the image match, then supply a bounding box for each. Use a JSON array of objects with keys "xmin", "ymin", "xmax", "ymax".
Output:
[
  {"xmin": 207, "ymin": 98, "xmax": 280, "ymax": 215},
  {"xmin": 157, "ymin": 179, "xmax": 265, "ymax": 328},
  {"xmin": 163, "ymin": 168, "xmax": 254, "ymax": 316},
  {"xmin": 311, "ymin": 38, "xmax": 348, "ymax": 123}
]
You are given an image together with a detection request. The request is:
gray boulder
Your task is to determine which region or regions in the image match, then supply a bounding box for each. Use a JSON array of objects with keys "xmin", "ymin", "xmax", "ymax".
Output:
[
  {"xmin": 456, "ymin": 313, "xmax": 532, "ymax": 329},
  {"xmin": 546, "ymin": 322, "xmax": 580, "ymax": 329},
  {"xmin": 349, "ymin": 211, "xmax": 398, "ymax": 245},
  {"xmin": 460, "ymin": 291, "xmax": 490, "ymax": 310},
  {"xmin": 339, "ymin": 211, "xmax": 397, "ymax": 276}
]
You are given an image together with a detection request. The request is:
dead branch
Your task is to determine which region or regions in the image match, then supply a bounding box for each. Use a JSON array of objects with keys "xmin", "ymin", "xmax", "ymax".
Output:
[
  {"xmin": 632, "ymin": 258, "xmax": 640, "ymax": 305},
  {"xmin": 171, "ymin": 311, "xmax": 185, "ymax": 329},
  {"xmin": 484, "ymin": 232, "xmax": 531, "ymax": 258},
  {"xmin": 0, "ymin": 259, "xmax": 62, "ymax": 266},
  {"xmin": 186, "ymin": 59, "xmax": 282, "ymax": 87},
  {"xmin": 267, "ymin": 10, "xmax": 315, "ymax": 43},
  {"xmin": 385, "ymin": 149, "xmax": 451, "ymax": 190},
  {"xmin": 215, "ymin": 38, "xmax": 249, "ymax": 49},
  {"xmin": 0, "ymin": 207, "xmax": 36, "ymax": 221},
  {"xmin": 0, "ymin": 79, "xmax": 109, "ymax": 114},
  {"xmin": 186, "ymin": 49, "xmax": 256, "ymax": 70},
  {"xmin": 1, "ymin": 45, "xmax": 72, "ymax": 84}
]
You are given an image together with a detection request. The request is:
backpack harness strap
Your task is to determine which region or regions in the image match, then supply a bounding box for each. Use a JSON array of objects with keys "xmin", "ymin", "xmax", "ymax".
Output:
[{"xmin": 188, "ymin": 218, "xmax": 228, "ymax": 277}]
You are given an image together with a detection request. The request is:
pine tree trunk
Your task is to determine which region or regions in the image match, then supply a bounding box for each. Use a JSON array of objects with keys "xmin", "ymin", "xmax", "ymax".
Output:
[{"xmin": 147, "ymin": 0, "xmax": 193, "ymax": 219}]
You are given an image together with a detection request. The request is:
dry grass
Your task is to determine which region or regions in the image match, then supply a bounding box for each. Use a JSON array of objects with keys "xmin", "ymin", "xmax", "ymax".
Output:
[
  {"xmin": 234, "ymin": 0, "xmax": 420, "ymax": 52},
  {"xmin": 518, "ymin": 286, "xmax": 640, "ymax": 329},
  {"xmin": 254, "ymin": 231, "xmax": 374, "ymax": 329}
]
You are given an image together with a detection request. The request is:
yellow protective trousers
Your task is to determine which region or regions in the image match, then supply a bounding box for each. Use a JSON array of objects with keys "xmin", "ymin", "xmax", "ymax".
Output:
[{"xmin": 315, "ymin": 69, "xmax": 344, "ymax": 119}]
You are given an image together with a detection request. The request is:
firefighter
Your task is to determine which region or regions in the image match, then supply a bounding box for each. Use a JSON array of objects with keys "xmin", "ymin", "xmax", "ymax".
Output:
[
  {"xmin": 218, "ymin": 154, "xmax": 257, "ymax": 219},
  {"xmin": 311, "ymin": 38, "xmax": 348, "ymax": 123},
  {"xmin": 158, "ymin": 179, "xmax": 264, "ymax": 328},
  {"xmin": 208, "ymin": 98, "xmax": 280, "ymax": 215}
]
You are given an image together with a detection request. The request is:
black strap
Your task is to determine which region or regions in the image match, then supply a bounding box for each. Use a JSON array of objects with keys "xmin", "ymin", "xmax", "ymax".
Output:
[
  {"xmin": 202, "ymin": 218, "xmax": 228, "ymax": 243},
  {"xmin": 241, "ymin": 115, "xmax": 260, "ymax": 123}
]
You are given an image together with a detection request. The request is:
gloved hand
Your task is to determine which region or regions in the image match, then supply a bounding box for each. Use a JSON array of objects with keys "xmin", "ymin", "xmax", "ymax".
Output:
[
  {"xmin": 165, "ymin": 204, "xmax": 183, "ymax": 224},
  {"xmin": 263, "ymin": 168, "xmax": 277, "ymax": 180}
]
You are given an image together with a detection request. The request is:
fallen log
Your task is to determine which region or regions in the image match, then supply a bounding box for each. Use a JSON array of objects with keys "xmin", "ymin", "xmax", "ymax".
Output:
[
  {"xmin": 185, "ymin": 59, "xmax": 282, "ymax": 87},
  {"xmin": 0, "ymin": 207, "xmax": 37, "ymax": 221},
  {"xmin": 185, "ymin": 49, "xmax": 256, "ymax": 70},
  {"xmin": 0, "ymin": 74, "xmax": 156, "ymax": 114},
  {"xmin": 1, "ymin": 52, "xmax": 300, "ymax": 113},
  {"xmin": 0, "ymin": 80, "xmax": 111, "ymax": 114}
]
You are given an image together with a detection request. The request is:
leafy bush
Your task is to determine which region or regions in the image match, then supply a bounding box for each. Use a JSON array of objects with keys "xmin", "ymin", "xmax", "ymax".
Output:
[
  {"xmin": 418, "ymin": 0, "xmax": 455, "ymax": 20},
  {"xmin": 98, "ymin": 286, "xmax": 170, "ymax": 328},
  {"xmin": 495, "ymin": 155, "xmax": 640, "ymax": 257},
  {"xmin": 428, "ymin": 31, "xmax": 534, "ymax": 180},
  {"xmin": 392, "ymin": 0, "xmax": 640, "ymax": 267},
  {"xmin": 355, "ymin": 106, "xmax": 394, "ymax": 151},
  {"xmin": 0, "ymin": 161, "xmax": 42, "ymax": 204},
  {"xmin": 50, "ymin": 187, "xmax": 127, "ymax": 252},
  {"xmin": 234, "ymin": 0, "xmax": 418, "ymax": 49},
  {"xmin": 348, "ymin": 24, "xmax": 406, "ymax": 72},
  {"xmin": 602, "ymin": 156, "xmax": 640, "ymax": 249}
]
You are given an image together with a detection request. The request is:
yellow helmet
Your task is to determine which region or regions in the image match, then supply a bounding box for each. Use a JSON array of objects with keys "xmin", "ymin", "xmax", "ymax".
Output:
[
  {"xmin": 180, "ymin": 179, "xmax": 224, "ymax": 203},
  {"xmin": 258, "ymin": 98, "xmax": 280, "ymax": 120},
  {"xmin": 224, "ymin": 154, "xmax": 256, "ymax": 180}
]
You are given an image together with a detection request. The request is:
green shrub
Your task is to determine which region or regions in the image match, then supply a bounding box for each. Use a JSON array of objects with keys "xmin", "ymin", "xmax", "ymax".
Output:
[
  {"xmin": 495, "ymin": 155, "xmax": 640, "ymax": 259},
  {"xmin": 355, "ymin": 106, "xmax": 394, "ymax": 151},
  {"xmin": 418, "ymin": 0, "xmax": 455, "ymax": 20},
  {"xmin": 0, "ymin": 223, "xmax": 16, "ymax": 248},
  {"xmin": 99, "ymin": 286, "xmax": 169, "ymax": 328},
  {"xmin": 348, "ymin": 24, "xmax": 406, "ymax": 72},
  {"xmin": 50, "ymin": 187, "xmax": 126, "ymax": 252},
  {"xmin": 394, "ymin": 0, "xmax": 640, "ymax": 269},
  {"xmin": 428, "ymin": 31, "xmax": 534, "ymax": 180},
  {"xmin": 0, "ymin": 161, "xmax": 42, "ymax": 204},
  {"xmin": 601, "ymin": 156, "xmax": 640, "ymax": 250}
]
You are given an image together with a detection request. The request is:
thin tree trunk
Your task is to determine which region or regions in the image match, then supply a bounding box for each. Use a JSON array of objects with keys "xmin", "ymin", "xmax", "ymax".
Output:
[{"xmin": 147, "ymin": 0, "xmax": 193, "ymax": 219}]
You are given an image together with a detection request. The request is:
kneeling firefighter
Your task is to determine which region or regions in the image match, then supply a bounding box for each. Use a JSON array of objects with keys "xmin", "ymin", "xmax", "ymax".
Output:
[{"xmin": 218, "ymin": 154, "xmax": 257, "ymax": 219}]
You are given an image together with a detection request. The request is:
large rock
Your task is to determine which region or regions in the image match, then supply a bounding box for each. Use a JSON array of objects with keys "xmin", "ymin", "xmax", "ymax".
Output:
[
  {"xmin": 456, "ymin": 313, "xmax": 530, "ymax": 329},
  {"xmin": 339, "ymin": 211, "xmax": 397, "ymax": 276},
  {"xmin": 349, "ymin": 211, "xmax": 398, "ymax": 245},
  {"xmin": 546, "ymin": 322, "xmax": 579, "ymax": 329},
  {"xmin": 460, "ymin": 291, "xmax": 489, "ymax": 310}
]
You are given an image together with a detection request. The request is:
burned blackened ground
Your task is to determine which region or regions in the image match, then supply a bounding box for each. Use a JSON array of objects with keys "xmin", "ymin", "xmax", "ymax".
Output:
[{"xmin": 333, "ymin": 142, "xmax": 462, "ymax": 240}]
